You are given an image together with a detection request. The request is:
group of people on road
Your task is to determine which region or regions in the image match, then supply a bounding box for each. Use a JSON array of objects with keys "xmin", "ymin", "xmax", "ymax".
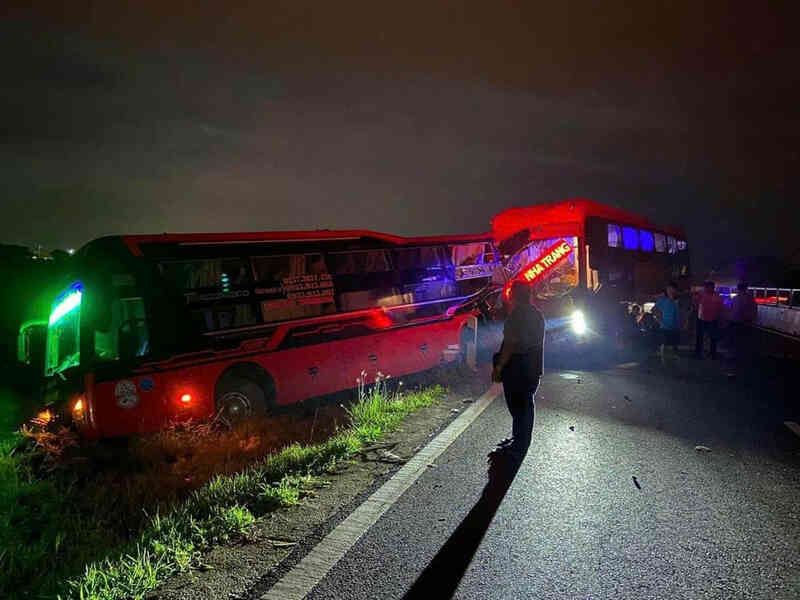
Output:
[
  {"xmin": 691, "ymin": 280, "xmax": 758, "ymax": 360},
  {"xmin": 622, "ymin": 280, "xmax": 759, "ymax": 362},
  {"xmin": 622, "ymin": 282, "xmax": 684, "ymax": 358}
]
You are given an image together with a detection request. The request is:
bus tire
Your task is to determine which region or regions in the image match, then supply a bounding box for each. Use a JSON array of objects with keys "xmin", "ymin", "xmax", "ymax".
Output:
[{"xmin": 214, "ymin": 366, "xmax": 275, "ymax": 427}]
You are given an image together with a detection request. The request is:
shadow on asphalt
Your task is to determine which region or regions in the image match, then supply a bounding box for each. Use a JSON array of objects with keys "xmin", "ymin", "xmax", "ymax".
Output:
[{"xmin": 401, "ymin": 448, "xmax": 524, "ymax": 599}]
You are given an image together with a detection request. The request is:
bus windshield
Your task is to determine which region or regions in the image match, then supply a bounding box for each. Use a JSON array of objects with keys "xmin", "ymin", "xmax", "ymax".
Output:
[
  {"xmin": 45, "ymin": 282, "xmax": 83, "ymax": 376},
  {"xmin": 506, "ymin": 236, "xmax": 580, "ymax": 299}
]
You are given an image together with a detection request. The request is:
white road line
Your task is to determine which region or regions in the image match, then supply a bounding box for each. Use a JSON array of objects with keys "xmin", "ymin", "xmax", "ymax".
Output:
[
  {"xmin": 784, "ymin": 421, "xmax": 800, "ymax": 438},
  {"xmin": 260, "ymin": 383, "xmax": 503, "ymax": 600},
  {"xmin": 616, "ymin": 362, "xmax": 640, "ymax": 369}
]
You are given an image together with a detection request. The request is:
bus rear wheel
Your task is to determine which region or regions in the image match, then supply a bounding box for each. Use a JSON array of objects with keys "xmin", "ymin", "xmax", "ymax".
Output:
[{"xmin": 215, "ymin": 377, "xmax": 268, "ymax": 428}]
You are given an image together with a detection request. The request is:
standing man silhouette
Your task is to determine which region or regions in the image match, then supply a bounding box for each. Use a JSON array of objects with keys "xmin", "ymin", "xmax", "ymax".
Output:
[{"xmin": 492, "ymin": 281, "xmax": 546, "ymax": 460}]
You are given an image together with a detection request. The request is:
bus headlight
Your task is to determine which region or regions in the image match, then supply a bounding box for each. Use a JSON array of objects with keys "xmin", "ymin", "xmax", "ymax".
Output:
[{"xmin": 571, "ymin": 310, "xmax": 587, "ymax": 335}]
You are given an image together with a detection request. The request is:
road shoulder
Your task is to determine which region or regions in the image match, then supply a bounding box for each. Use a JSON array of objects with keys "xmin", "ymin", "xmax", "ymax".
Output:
[{"xmin": 152, "ymin": 369, "xmax": 491, "ymax": 600}]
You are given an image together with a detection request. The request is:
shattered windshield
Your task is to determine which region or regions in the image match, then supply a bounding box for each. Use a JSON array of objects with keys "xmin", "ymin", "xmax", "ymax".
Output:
[{"xmin": 507, "ymin": 237, "xmax": 579, "ymax": 299}]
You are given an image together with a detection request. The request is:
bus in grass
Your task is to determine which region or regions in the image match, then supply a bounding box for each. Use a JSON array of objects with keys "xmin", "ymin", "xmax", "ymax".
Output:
[
  {"xmin": 491, "ymin": 198, "xmax": 690, "ymax": 344},
  {"xmin": 41, "ymin": 230, "xmax": 500, "ymax": 438}
]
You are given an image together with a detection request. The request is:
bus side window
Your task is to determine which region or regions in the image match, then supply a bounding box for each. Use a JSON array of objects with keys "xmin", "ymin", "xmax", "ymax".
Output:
[
  {"xmin": 450, "ymin": 242, "xmax": 488, "ymax": 266},
  {"xmin": 393, "ymin": 246, "xmax": 455, "ymax": 303},
  {"xmin": 326, "ymin": 250, "xmax": 399, "ymax": 311},
  {"xmin": 160, "ymin": 258, "xmax": 252, "ymax": 290},
  {"xmin": 160, "ymin": 258, "xmax": 258, "ymax": 333},
  {"xmin": 622, "ymin": 227, "xmax": 638, "ymax": 250},
  {"xmin": 607, "ymin": 224, "xmax": 621, "ymax": 248},
  {"xmin": 253, "ymin": 254, "xmax": 336, "ymax": 322},
  {"xmin": 638, "ymin": 230, "xmax": 654, "ymax": 252},
  {"xmin": 667, "ymin": 236, "xmax": 677, "ymax": 254}
]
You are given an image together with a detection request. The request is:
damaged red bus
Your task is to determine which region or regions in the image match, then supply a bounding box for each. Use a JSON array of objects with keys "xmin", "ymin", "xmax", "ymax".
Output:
[
  {"xmin": 41, "ymin": 230, "xmax": 499, "ymax": 438},
  {"xmin": 491, "ymin": 198, "xmax": 690, "ymax": 344}
]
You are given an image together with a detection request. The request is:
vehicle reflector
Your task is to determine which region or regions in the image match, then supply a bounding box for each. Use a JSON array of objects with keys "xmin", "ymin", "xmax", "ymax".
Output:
[{"xmin": 35, "ymin": 409, "xmax": 52, "ymax": 425}]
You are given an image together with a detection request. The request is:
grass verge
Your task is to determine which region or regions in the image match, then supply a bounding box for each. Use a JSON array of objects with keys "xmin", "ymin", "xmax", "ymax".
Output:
[{"xmin": 0, "ymin": 380, "xmax": 444, "ymax": 600}]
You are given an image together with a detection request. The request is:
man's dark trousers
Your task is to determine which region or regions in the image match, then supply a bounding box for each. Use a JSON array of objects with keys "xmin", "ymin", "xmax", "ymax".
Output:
[
  {"xmin": 502, "ymin": 372, "xmax": 540, "ymax": 456},
  {"xmin": 695, "ymin": 317, "xmax": 718, "ymax": 358}
]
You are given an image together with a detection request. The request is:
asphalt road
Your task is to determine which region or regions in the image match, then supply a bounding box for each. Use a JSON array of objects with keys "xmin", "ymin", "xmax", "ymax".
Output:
[{"xmin": 280, "ymin": 349, "xmax": 800, "ymax": 600}]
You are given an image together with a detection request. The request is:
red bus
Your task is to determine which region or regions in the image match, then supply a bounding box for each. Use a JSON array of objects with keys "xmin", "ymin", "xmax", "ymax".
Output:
[
  {"xmin": 490, "ymin": 198, "xmax": 690, "ymax": 343},
  {"xmin": 41, "ymin": 230, "xmax": 499, "ymax": 438}
]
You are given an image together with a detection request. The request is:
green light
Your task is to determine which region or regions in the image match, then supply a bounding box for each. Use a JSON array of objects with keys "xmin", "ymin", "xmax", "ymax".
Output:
[
  {"xmin": 18, "ymin": 319, "xmax": 47, "ymax": 363},
  {"xmin": 19, "ymin": 319, "xmax": 47, "ymax": 334},
  {"xmin": 49, "ymin": 290, "xmax": 82, "ymax": 325}
]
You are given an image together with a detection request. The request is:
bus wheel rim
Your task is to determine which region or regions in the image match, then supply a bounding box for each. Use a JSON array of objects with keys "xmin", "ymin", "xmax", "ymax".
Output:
[{"xmin": 218, "ymin": 391, "xmax": 252, "ymax": 423}]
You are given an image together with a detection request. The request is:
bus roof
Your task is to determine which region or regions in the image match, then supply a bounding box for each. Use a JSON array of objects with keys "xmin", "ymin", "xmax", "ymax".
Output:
[
  {"xmin": 112, "ymin": 230, "xmax": 493, "ymax": 257},
  {"xmin": 491, "ymin": 197, "xmax": 686, "ymax": 243}
]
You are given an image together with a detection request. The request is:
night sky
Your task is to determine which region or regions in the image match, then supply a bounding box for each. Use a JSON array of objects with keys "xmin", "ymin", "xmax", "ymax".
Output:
[{"xmin": 2, "ymin": 2, "xmax": 798, "ymax": 274}]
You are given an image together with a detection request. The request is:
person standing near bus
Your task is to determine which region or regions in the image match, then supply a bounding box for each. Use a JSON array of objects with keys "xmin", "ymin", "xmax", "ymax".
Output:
[
  {"xmin": 729, "ymin": 282, "xmax": 757, "ymax": 367},
  {"xmin": 654, "ymin": 282, "xmax": 681, "ymax": 359},
  {"xmin": 695, "ymin": 281, "xmax": 723, "ymax": 359},
  {"xmin": 492, "ymin": 281, "xmax": 545, "ymax": 460}
]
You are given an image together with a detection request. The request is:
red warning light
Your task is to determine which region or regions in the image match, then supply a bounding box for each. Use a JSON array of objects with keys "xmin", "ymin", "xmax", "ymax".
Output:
[
  {"xmin": 180, "ymin": 393, "xmax": 192, "ymax": 404},
  {"xmin": 369, "ymin": 309, "xmax": 393, "ymax": 329}
]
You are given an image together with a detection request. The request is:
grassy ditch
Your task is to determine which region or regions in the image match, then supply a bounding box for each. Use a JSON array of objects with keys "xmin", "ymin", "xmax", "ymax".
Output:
[{"xmin": 0, "ymin": 377, "xmax": 444, "ymax": 600}]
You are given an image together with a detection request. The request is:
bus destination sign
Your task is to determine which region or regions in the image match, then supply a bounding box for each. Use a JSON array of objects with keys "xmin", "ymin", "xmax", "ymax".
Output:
[{"xmin": 504, "ymin": 239, "xmax": 574, "ymax": 297}]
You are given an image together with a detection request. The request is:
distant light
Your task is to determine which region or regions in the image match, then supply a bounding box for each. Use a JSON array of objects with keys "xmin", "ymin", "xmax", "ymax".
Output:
[
  {"xmin": 180, "ymin": 393, "xmax": 192, "ymax": 404},
  {"xmin": 67, "ymin": 248, "xmax": 75, "ymax": 255}
]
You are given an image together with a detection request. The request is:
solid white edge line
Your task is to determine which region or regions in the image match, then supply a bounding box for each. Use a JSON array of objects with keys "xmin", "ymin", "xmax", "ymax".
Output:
[
  {"xmin": 260, "ymin": 383, "xmax": 503, "ymax": 600},
  {"xmin": 784, "ymin": 421, "xmax": 800, "ymax": 438}
]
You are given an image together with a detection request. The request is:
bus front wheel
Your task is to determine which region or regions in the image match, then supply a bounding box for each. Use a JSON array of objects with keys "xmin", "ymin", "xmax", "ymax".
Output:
[{"xmin": 215, "ymin": 377, "xmax": 268, "ymax": 428}]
